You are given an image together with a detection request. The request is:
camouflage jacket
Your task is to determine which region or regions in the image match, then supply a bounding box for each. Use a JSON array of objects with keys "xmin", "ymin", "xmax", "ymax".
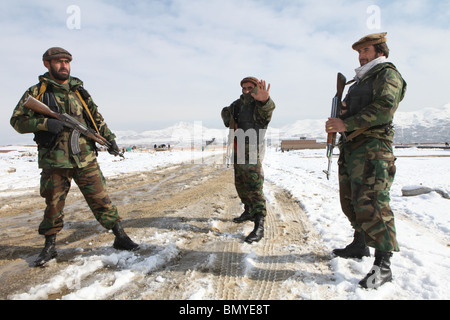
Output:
[
  {"xmin": 342, "ymin": 62, "xmax": 407, "ymax": 142},
  {"xmin": 10, "ymin": 73, "xmax": 116, "ymax": 169},
  {"xmin": 221, "ymin": 94, "xmax": 276, "ymax": 130}
]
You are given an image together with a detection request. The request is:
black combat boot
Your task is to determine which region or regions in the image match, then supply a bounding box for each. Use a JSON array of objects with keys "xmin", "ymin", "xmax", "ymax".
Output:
[
  {"xmin": 244, "ymin": 213, "xmax": 265, "ymax": 244},
  {"xmin": 34, "ymin": 234, "xmax": 57, "ymax": 267},
  {"xmin": 359, "ymin": 250, "xmax": 393, "ymax": 289},
  {"xmin": 332, "ymin": 230, "xmax": 370, "ymax": 259},
  {"xmin": 232, "ymin": 211, "xmax": 255, "ymax": 223},
  {"xmin": 112, "ymin": 222, "xmax": 140, "ymax": 251}
]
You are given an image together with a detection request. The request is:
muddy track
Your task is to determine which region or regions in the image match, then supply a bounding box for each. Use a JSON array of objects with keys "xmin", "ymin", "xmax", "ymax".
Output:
[{"xmin": 0, "ymin": 156, "xmax": 334, "ymax": 300}]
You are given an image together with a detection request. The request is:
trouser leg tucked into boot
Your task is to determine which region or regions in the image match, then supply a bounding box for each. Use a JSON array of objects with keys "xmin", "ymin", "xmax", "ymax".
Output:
[
  {"xmin": 332, "ymin": 230, "xmax": 370, "ymax": 259},
  {"xmin": 244, "ymin": 213, "xmax": 264, "ymax": 244},
  {"xmin": 359, "ymin": 250, "xmax": 393, "ymax": 289},
  {"xmin": 34, "ymin": 234, "xmax": 57, "ymax": 267},
  {"xmin": 112, "ymin": 222, "xmax": 140, "ymax": 251}
]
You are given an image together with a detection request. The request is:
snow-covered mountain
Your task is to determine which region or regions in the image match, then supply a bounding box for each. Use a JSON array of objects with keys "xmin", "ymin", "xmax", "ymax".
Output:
[
  {"xmin": 116, "ymin": 121, "xmax": 227, "ymax": 147},
  {"xmin": 115, "ymin": 103, "xmax": 450, "ymax": 147},
  {"xmin": 394, "ymin": 103, "xmax": 450, "ymax": 144}
]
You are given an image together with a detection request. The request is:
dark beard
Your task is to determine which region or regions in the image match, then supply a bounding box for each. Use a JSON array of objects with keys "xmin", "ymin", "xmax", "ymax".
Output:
[{"xmin": 50, "ymin": 64, "xmax": 70, "ymax": 81}]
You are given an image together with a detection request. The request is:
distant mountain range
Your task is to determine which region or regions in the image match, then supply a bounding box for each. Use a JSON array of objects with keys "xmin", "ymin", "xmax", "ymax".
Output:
[
  {"xmin": 116, "ymin": 103, "xmax": 450, "ymax": 147},
  {"xmin": 392, "ymin": 103, "xmax": 450, "ymax": 144}
]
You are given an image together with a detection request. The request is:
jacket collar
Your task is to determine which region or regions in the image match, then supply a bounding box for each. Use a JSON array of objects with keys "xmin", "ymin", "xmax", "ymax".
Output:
[{"xmin": 39, "ymin": 72, "xmax": 83, "ymax": 91}]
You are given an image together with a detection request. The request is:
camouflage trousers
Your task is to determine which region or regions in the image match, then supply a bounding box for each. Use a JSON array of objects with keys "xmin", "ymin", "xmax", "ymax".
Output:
[
  {"xmin": 233, "ymin": 160, "xmax": 266, "ymax": 217},
  {"xmin": 39, "ymin": 160, "xmax": 121, "ymax": 235},
  {"xmin": 338, "ymin": 137, "xmax": 399, "ymax": 252}
]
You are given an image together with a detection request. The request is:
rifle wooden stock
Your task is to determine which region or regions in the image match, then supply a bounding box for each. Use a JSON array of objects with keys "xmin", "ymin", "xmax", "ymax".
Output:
[
  {"xmin": 336, "ymin": 72, "xmax": 346, "ymax": 102},
  {"xmin": 23, "ymin": 95, "xmax": 60, "ymax": 119}
]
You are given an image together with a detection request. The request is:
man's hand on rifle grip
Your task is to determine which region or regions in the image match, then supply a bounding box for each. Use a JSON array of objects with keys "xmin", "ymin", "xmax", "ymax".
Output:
[
  {"xmin": 325, "ymin": 117, "xmax": 346, "ymax": 133},
  {"xmin": 107, "ymin": 140, "xmax": 120, "ymax": 155},
  {"xmin": 47, "ymin": 119, "xmax": 64, "ymax": 134}
]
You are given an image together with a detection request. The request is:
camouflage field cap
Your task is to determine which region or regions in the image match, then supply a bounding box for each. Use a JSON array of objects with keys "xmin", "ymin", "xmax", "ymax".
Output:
[
  {"xmin": 42, "ymin": 47, "xmax": 73, "ymax": 62},
  {"xmin": 352, "ymin": 32, "xmax": 387, "ymax": 51},
  {"xmin": 240, "ymin": 76, "xmax": 259, "ymax": 87}
]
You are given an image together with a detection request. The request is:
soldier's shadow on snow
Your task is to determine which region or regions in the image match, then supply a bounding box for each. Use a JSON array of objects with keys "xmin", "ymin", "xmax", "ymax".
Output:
[
  {"xmin": 165, "ymin": 248, "xmax": 333, "ymax": 283},
  {"xmin": 121, "ymin": 216, "xmax": 235, "ymax": 236}
]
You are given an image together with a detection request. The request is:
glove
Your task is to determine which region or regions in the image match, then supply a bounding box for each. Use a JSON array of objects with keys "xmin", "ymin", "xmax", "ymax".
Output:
[
  {"xmin": 47, "ymin": 119, "xmax": 64, "ymax": 134},
  {"xmin": 107, "ymin": 140, "xmax": 120, "ymax": 155}
]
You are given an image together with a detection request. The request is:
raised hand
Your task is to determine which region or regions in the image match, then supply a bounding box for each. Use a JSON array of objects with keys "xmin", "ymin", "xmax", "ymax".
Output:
[{"xmin": 251, "ymin": 80, "xmax": 271, "ymax": 103}]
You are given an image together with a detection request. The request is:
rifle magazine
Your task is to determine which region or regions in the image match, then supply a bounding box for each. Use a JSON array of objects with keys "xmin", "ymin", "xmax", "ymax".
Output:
[{"xmin": 70, "ymin": 130, "xmax": 82, "ymax": 154}]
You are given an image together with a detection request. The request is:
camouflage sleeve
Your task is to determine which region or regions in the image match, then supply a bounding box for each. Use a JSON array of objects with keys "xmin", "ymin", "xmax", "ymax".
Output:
[
  {"xmin": 221, "ymin": 107, "xmax": 231, "ymax": 128},
  {"xmin": 10, "ymin": 87, "xmax": 50, "ymax": 134},
  {"xmin": 255, "ymin": 98, "xmax": 276, "ymax": 127},
  {"xmin": 344, "ymin": 68, "xmax": 405, "ymax": 132},
  {"xmin": 221, "ymin": 99, "xmax": 240, "ymax": 128}
]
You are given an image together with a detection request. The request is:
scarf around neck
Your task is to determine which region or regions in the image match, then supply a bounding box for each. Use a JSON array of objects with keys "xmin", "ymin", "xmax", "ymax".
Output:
[{"xmin": 354, "ymin": 56, "xmax": 387, "ymax": 82}]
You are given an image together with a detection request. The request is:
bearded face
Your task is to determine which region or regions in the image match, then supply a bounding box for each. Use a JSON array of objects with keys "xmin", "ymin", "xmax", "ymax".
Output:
[{"xmin": 46, "ymin": 59, "xmax": 71, "ymax": 82}]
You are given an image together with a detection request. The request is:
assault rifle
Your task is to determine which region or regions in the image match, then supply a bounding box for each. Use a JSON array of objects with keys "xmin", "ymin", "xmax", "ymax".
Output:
[
  {"xmin": 23, "ymin": 95, "xmax": 125, "ymax": 159},
  {"xmin": 323, "ymin": 73, "xmax": 347, "ymax": 180}
]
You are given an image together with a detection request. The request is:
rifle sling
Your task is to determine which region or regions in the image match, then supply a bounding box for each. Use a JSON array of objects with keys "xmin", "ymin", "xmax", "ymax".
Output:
[
  {"xmin": 344, "ymin": 120, "xmax": 393, "ymax": 142},
  {"xmin": 345, "ymin": 128, "xmax": 368, "ymax": 142},
  {"xmin": 75, "ymin": 90, "xmax": 100, "ymax": 134},
  {"xmin": 36, "ymin": 82, "xmax": 47, "ymax": 101}
]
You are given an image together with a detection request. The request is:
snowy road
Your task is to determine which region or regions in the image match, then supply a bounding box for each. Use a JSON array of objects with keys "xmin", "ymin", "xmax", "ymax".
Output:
[{"xmin": 1, "ymin": 156, "xmax": 332, "ymax": 300}]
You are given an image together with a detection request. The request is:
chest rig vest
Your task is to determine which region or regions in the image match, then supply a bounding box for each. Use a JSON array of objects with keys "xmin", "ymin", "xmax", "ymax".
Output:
[
  {"xmin": 231, "ymin": 98, "xmax": 267, "ymax": 163},
  {"xmin": 232, "ymin": 99, "xmax": 266, "ymax": 144},
  {"xmin": 341, "ymin": 72, "xmax": 393, "ymax": 137},
  {"xmin": 341, "ymin": 76, "xmax": 375, "ymax": 120}
]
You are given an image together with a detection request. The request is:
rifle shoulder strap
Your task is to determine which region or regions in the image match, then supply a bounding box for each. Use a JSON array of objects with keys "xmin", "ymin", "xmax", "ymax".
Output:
[
  {"xmin": 345, "ymin": 128, "xmax": 368, "ymax": 142},
  {"xmin": 75, "ymin": 90, "xmax": 100, "ymax": 134},
  {"xmin": 36, "ymin": 82, "xmax": 47, "ymax": 101}
]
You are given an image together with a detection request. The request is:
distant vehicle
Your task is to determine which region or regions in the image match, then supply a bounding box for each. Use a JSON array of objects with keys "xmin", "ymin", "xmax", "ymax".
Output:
[{"xmin": 155, "ymin": 144, "xmax": 171, "ymax": 151}]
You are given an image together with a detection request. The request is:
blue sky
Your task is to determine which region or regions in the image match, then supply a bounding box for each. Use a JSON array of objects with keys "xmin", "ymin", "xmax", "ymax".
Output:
[{"xmin": 1, "ymin": 0, "xmax": 449, "ymax": 145}]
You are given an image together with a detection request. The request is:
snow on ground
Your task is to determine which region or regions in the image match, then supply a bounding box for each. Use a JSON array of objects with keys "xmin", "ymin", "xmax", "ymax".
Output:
[
  {"xmin": 263, "ymin": 147, "xmax": 450, "ymax": 300},
  {"xmin": 1, "ymin": 145, "xmax": 449, "ymax": 300}
]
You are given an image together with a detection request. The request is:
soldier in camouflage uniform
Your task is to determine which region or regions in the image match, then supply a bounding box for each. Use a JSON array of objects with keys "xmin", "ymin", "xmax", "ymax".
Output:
[
  {"xmin": 326, "ymin": 33, "xmax": 407, "ymax": 288},
  {"xmin": 10, "ymin": 47, "xmax": 139, "ymax": 267},
  {"xmin": 221, "ymin": 77, "xmax": 275, "ymax": 243}
]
